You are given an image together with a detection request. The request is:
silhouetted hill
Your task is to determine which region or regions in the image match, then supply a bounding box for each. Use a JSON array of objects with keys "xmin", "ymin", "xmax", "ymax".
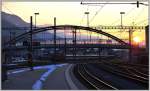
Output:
[
  {"xmin": 2, "ymin": 12, "xmax": 29, "ymax": 44},
  {"xmin": 2, "ymin": 12, "xmax": 30, "ymax": 27},
  {"xmin": 1, "ymin": 12, "xmax": 60, "ymax": 45}
]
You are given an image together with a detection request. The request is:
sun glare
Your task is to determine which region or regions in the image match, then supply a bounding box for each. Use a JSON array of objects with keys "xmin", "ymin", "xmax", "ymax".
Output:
[{"xmin": 133, "ymin": 37, "xmax": 141, "ymax": 43}]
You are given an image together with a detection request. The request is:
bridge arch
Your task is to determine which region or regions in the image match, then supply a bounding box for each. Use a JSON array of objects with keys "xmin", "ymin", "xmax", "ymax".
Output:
[{"xmin": 7, "ymin": 25, "xmax": 129, "ymax": 45}]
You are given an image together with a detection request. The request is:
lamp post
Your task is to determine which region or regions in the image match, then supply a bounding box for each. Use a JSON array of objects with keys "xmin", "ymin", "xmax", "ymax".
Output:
[
  {"xmin": 85, "ymin": 12, "xmax": 91, "ymax": 43},
  {"xmin": 84, "ymin": 12, "xmax": 89, "ymax": 27},
  {"xmin": 120, "ymin": 12, "xmax": 125, "ymax": 27},
  {"xmin": 34, "ymin": 12, "xmax": 39, "ymax": 28}
]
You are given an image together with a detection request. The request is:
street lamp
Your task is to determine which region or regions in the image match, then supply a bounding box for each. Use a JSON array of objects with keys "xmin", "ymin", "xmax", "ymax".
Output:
[
  {"xmin": 85, "ymin": 12, "xmax": 91, "ymax": 43},
  {"xmin": 34, "ymin": 12, "xmax": 39, "ymax": 28},
  {"xmin": 120, "ymin": 12, "xmax": 125, "ymax": 27},
  {"xmin": 84, "ymin": 12, "xmax": 90, "ymax": 27}
]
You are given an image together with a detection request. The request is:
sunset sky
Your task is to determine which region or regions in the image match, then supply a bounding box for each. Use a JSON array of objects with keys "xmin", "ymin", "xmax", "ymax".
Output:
[{"xmin": 2, "ymin": 1, "xmax": 149, "ymax": 45}]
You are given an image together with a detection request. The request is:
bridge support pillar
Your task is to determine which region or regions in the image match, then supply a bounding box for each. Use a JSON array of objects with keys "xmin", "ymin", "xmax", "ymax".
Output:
[
  {"xmin": 2, "ymin": 51, "xmax": 8, "ymax": 82},
  {"xmin": 64, "ymin": 36, "xmax": 67, "ymax": 57},
  {"xmin": 98, "ymin": 48, "xmax": 101, "ymax": 61},
  {"xmin": 129, "ymin": 29, "xmax": 133, "ymax": 62},
  {"xmin": 2, "ymin": 64, "xmax": 8, "ymax": 82},
  {"xmin": 9, "ymin": 32, "xmax": 16, "ymax": 46},
  {"xmin": 72, "ymin": 29, "xmax": 77, "ymax": 60}
]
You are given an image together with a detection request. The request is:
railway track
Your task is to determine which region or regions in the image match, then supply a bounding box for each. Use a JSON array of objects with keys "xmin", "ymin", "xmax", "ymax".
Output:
[
  {"xmin": 119, "ymin": 64, "xmax": 149, "ymax": 78},
  {"xmin": 102, "ymin": 61, "xmax": 149, "ymax": 82},
  {"xmin": 120, "ymin": 64, "xmax": 148, "ymax": 75},
  {"xmin": 92, "ymin": 62, "xmax": 149, "ymax": 87},
  {"xmin": 74, "ymin": 64, "xmax": 118, "ymax": 90},
  {"xmin": 107, "ymin": 60, "xmax": 149, "ymax": 74}
]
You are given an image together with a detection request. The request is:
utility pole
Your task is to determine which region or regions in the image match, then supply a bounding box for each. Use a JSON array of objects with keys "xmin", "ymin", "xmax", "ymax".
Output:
[
  {"xmin": 28, "ymin": 16, "xmax": 33, "ymax": 71},
  {"xmin": 54, "ymin": 17, "xmax": 56, "ymax": 56}
]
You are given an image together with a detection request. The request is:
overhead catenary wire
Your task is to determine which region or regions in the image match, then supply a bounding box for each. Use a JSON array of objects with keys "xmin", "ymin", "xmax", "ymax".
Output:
[
  {"xmin": 81, "ymin": 1, "xmax": 148, "ymax": 26},
  {"xmin": 3, "ymin": 6, "xmax": 15, "ymax": 15},
  {"xmin": 80, "ymin": 14, "xmax": 86, "ymax": 26},
  {"xmin": 81, "ymin": 2, "xmax": 148, "ymax": 6},
  {"xmin": 89, "ymin": 3, "xmax": 107, "ymax": 25},
  {"xmin": 86, "ymin": 2, "xmax": 107, "ymax": 43},
  {"xmin": 79, "ymin": 6, "xmax": 87, "ymax": 44},
  {"xmin": 134, "ymin": 18, "xmax": 148, "ymax": 25},
  {"xmin": 131, "ymin": 6, "xmax": 147, "ymax": 24},
  {"xmin": 109, "ymin": 6, "xmax": 136, "ymax": 26}
]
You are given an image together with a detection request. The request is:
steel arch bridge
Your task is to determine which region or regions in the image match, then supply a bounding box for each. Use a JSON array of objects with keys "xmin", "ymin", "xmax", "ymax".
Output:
[
  {"xmin": 6, "ymin": 25, "xmax": 129, "ymax": 46},
  {"xmin": 2, "ymin": 25, "xmax": 135, "ymax": 69}
]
